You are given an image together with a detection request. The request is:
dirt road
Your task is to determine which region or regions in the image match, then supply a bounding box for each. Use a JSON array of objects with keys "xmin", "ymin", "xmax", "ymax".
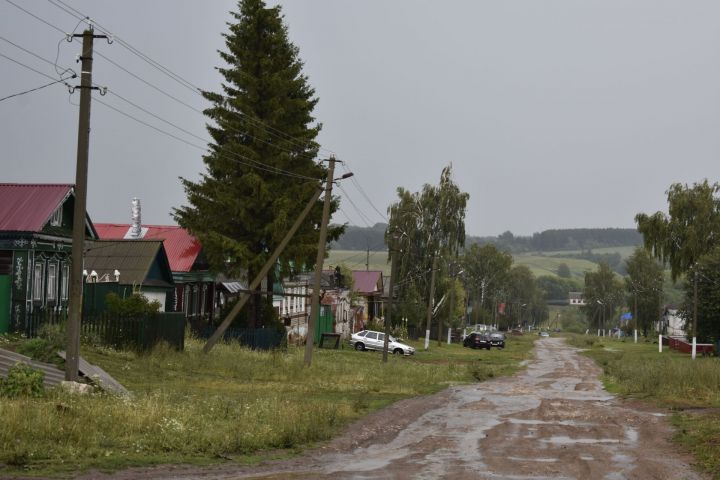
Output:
[{"xmin": 80, "ymin": 337, "xmax": 703, "ymax": 480}]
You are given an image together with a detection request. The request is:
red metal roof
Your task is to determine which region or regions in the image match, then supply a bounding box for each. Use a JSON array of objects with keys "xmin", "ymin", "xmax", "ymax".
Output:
[
  {"xmin": 352, "ymin": 270, "xmax": 383, "ymax": 294},
  {"xmin": 94, "ymin": 223, "xmax": 202, "ymax": 273},
  {"xmin": 0, "ymin": 184, "xmax": 73, "ymax": 232}
]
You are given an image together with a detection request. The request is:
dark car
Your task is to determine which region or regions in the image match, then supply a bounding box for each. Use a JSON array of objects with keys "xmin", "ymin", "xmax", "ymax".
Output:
[
  {"xmin": 489, "ymin": 332, "xmax": 506, "ymax": 349},
  {"xmin": 463, "ymin": 332, "xmax": 491, "ymax": 350}
]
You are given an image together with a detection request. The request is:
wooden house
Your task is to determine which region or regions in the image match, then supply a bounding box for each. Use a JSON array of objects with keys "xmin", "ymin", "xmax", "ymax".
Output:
[{"xmin": 0, "ymin": 184, "xmax": 97, "ymax": 333}]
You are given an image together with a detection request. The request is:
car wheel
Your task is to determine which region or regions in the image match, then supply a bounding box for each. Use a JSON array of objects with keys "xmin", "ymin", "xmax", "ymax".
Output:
[
  {"xmin": 393, "ymin": 348, "xmax": 403, "ymax": 355},
  {"xmin": 354, "ymin": 342, "xmax": 365, "ymax": 351},
  {"xmin": 486, "ymin": 346, "xmax": 491, "ymax": 350}
]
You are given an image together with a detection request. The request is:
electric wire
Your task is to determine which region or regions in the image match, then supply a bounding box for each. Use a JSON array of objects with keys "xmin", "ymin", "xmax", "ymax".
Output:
[
  {"xmin": 0, "ymin": 51, "xmax": 69, "ymax": 82},
  {"xmin": 90, "ymin": 49, "xmax": 322, "ymax": 163},
  {"xmin": 0, "ymin": 23, "xmax": 323, "ymax": 181},
  {"xmin": 44, "ymin": 0, "xmax": 337, "ymax": 157},
  {"xmin": 92, "ymin": 96, "xmax": 321, "ymax": 182},
  {"xmin": 2, "ymin": 0, "xmax": 65, "ymax": 34},
  {"xmin": 8, "ymin": 0, "xmax": 384, "ymax": 226},
  {"xmin": 0, "ymin": 77, "xmax": 69, "ymax": 103},
  {"xmin": 341, "ymin": 161, "xmax": 388, "ymax": 223},
  {"xmin": 337, "ymin": 184, "xmax": 376, "ymax": 228},
  {"xmin": 100, "ymin": 88, "xmax": 324, "ymax": 181},
  {"xmin": 10, "ymin": 0, "xmax": 327, "ymax": 164},
  {"xmin": 0, "ymin": 35, "xmax": 76, "ymax": 77}
]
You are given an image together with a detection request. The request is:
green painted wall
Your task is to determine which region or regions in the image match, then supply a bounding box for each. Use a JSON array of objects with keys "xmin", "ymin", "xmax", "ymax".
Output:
[{"xmin": 0, "ymin": 275, "xmax": 10, "ymax": 333}]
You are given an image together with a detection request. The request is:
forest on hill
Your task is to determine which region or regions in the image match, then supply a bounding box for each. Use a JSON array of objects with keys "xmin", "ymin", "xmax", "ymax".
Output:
[{"xmin": 331, "ymin": 224, "xmax": 642, "ymax": 253}]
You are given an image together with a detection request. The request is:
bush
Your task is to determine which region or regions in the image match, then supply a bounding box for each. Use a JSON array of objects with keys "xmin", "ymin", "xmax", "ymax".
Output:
[
  {"xmin": 106, "ymin": 292, "xmax": 161, "ymax": 316},
  {"xmin": 17, "ymin": 322, "xmax": 66, "ymax": 364},
  {"xmin": 0, "ymin": 363, "xmax": 45, "ymax": 398}
]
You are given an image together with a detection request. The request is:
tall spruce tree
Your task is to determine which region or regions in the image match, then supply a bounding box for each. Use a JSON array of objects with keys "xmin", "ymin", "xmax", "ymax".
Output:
[{"xmin": 174, "ymin": 0, "xmax": 339, "ymax": 326}]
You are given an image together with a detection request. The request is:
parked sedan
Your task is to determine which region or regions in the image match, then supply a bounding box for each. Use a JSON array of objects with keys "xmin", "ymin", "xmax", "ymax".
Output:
[
  {"xmin": 350, "ymin": 330, "xmax": 416, "ymax": 355},
  {"xmin": 538, "ymin": 331, "xmax": 550, "ymax": 337},
  {"xmin": 489, "ymin": 332, "xmax": 506, "ymax": 349},
  {"xmin": 463, "ymin": 332, "xmax": 492, "ymax": 350}
]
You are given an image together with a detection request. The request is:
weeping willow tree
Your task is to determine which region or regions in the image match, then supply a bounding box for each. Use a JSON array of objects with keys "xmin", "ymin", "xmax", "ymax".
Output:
[
  {"xmin": 636, "ymin": 180, "xmax": 720, "ymax": 340},
  {"xmin": 386, "ymin": 165, "xmax": 469, "ymax": 334}
]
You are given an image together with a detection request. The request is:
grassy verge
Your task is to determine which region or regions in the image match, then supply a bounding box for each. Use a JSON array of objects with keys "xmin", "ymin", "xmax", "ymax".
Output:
[
  {"xmin": 0, "ymin": 334, "xmax": 534, "ymax": 477},
  {"xmin": 564, "ymin": 333, "xmax": 720, "ymax": 478}
]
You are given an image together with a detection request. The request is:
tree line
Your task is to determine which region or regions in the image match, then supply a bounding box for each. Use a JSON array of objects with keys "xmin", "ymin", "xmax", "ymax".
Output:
[{"xmin": 332, "ymin": 226, "xmax": 642, "ymax": 253}]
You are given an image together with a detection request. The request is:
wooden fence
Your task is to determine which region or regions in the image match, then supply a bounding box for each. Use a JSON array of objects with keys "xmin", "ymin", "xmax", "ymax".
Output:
[
  {"xmin": 190, "ymin": 323, "xmax": 284, "ymax": 350},
  {"xmin": 19, "ymin": 309, "xmax": 185, "ymax": 352}
]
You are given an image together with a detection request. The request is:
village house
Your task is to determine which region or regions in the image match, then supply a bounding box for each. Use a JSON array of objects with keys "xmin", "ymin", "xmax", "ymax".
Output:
[
  {"xmin": 95, "ymin": 199, "xmax": 215, "ymax": 321},
  {"xmin": 0, "ymin": 183, "xmax": 97, "ymax": 333},
  {"xmin": 82, "ymin": 239, "xmax": 175, "ymax": 312}
]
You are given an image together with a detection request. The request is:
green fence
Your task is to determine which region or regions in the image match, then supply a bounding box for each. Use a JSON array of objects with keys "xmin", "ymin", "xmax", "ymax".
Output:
[
  {"xmin": 20, "ymin": 309, "xmax": 185, "ymax": 352},
  {"xmin": 190, "ymin": 324, "xmax": 284, "ymax": 350},
  {"xmin": 314, "ymin": 306, "xmax": 334, "ymax": 344}
]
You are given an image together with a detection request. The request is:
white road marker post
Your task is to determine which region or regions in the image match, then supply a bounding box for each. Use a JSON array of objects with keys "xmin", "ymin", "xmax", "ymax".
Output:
[{"xmin": 659, "ymin": 334, "xmax": 662, "ymax": 353}]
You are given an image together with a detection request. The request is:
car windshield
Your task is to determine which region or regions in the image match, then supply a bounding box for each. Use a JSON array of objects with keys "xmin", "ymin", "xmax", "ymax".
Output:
[{"xmin": 389, "ymin": 335, "xmax": 396, "ymax": 342}]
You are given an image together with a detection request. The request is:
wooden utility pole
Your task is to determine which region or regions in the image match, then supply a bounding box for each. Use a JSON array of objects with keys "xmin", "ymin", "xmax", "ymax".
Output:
[
  {"xmin": 203, "ymin": 187, "xmax": 323, "ymax": 354},
  {"xmin": 66, "ymin": 28, "xmax": 107, "ymax": 382},
  {"xmin": 304, "ymin": 156, "xmax": 337, "ymax": 367},
  {"xmin": 424, "ymin": 255, "xmax": 438, "ymax": 350},
  {"xmin": 382, "ymin": 241, "xmax": 399, "ymax": 362}
]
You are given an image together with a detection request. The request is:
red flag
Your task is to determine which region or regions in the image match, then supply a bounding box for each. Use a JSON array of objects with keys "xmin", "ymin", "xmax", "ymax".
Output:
[{"xmin": 498, "ymin": 302, "xmax": 506, "ymax": 315}]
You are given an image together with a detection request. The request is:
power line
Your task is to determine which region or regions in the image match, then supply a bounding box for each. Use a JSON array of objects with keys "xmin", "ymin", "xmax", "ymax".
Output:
[
  {"xmin": 0, "ymin": 35, "xmax": 76, "ymax": 77},
  {"xmin": 7, "ymin": 0, "xmax": 329, "ymax": 161},
  {"xmin": 341, "ymin": 161, "xmax": 388, "ymax": 223},
  {"xmin": 337, "ymin": 184, "xmax": 376, "ymax": 228},
  {"xmin": 98, "ymin": 87, "xmax": 324, "ymax": 181},
  {"xmin": 0, "ymin": 51, "xmax": 68, "ymax": 83},
  {"xmin": 45, "ymin": 0, "xmax": 334, "ymax": 157},
  {"xmin": 0, "ymin": 77, "xmax": 70, "ymax": 103},
  {"xmin": 0, "ymin": 5, "xmax": 323, "ymax": 182},
  {"xmin": 3, "ymin": 0, "xmax": 65, "ymax": 34},
  {"xmin": 92, "ymin": 96, "xmax": 321, "ymax": 182}
]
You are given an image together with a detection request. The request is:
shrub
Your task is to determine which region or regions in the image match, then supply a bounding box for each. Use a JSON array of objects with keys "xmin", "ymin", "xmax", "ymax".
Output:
[
  {"xmin": 0, "ymin": 363, "xmax": 45, "ymax": 398},
  {"xmin": 17, "ymin": 323, "xmax": 66, "ymax": 364},
  {"xmin": 106, "ymin": 292, "xmax": 161, "ymax": 316}
]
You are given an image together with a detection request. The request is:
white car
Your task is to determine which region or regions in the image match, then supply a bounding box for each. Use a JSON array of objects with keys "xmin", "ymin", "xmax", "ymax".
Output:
[{"xmin": 350, "ymin": 330, "xmax": 415, "ymax": 356}]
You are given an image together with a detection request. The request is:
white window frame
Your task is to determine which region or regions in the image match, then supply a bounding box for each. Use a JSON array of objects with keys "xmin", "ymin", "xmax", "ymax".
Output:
[
  {"xmin": 61, "ymin": 264, "xmax": 69, "ymax": 300},
  {"xmin": 47, "ymin": 263, "xmax": 57, "ymax": 301},
  {"xmin": 50, "ymin": 207, "xmax": 62, "ymax": 227},
  {"xmin": 32, "ymin": 262, "xmax": 44, "ymax": 301}
]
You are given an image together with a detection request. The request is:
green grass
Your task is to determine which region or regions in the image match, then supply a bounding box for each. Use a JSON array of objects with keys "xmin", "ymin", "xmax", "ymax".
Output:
[
  {"xmin": 326, "ymin": 249, "xmax": 390, "ymax": 275},
  {"xmin": 512, "ymin": 253, "xmax": 597, "ymax": 280},
  {"xmin": 564, "ymin": 333, "xmax": 720, "ymax": 478},
  {"xmin": 535, "ymin": 246, "xmax": 638, "ymax": 259},
  {"xmin": 328, "ymin": 249, "xmax": 599, "ymax": 280},
  {"xmin": 0, "ymin": 334, "xmax": 534, "ymax": 477}
]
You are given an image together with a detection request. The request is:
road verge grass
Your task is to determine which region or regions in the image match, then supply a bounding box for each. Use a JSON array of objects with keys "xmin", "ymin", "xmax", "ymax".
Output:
[
  {"xmin": 0, "ymin": 334, "xmax": 534, "ymax": 477},
  {"xmin": 564, "ymin": 333, "xmax": 720, "ymax": 478}
]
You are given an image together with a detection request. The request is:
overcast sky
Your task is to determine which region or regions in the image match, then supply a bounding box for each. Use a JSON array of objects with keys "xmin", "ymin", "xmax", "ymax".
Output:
[{"xmin": 2, "ymin": 1, "xmax": 720, "ymax": 238}]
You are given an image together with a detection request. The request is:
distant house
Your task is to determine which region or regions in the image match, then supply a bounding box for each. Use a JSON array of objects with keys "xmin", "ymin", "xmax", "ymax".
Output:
[
  {"xmin": 95, "ymin": 220, "xmax": 215, "ymax": 320},
  {"xmin": 274, "ymin": 276, "xmax": 310, "ymax": 326},
  {"xmin": 352, "ymin": 270, "xmax": 384, "ymax": 326},
  {"xmin": 0, "ymin": 183, "xmax": 97, "ymax": 333},
  {"xmin": 569, "ymin": 292, "xmax": 586, "ymax": 306},
  {"xmin": 83, "ymin": 240, "xmax": 175, "ymax": 312},
  {"xmin": 657, "ymin": 307, "xmax": 685, "ymax": 337}
]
